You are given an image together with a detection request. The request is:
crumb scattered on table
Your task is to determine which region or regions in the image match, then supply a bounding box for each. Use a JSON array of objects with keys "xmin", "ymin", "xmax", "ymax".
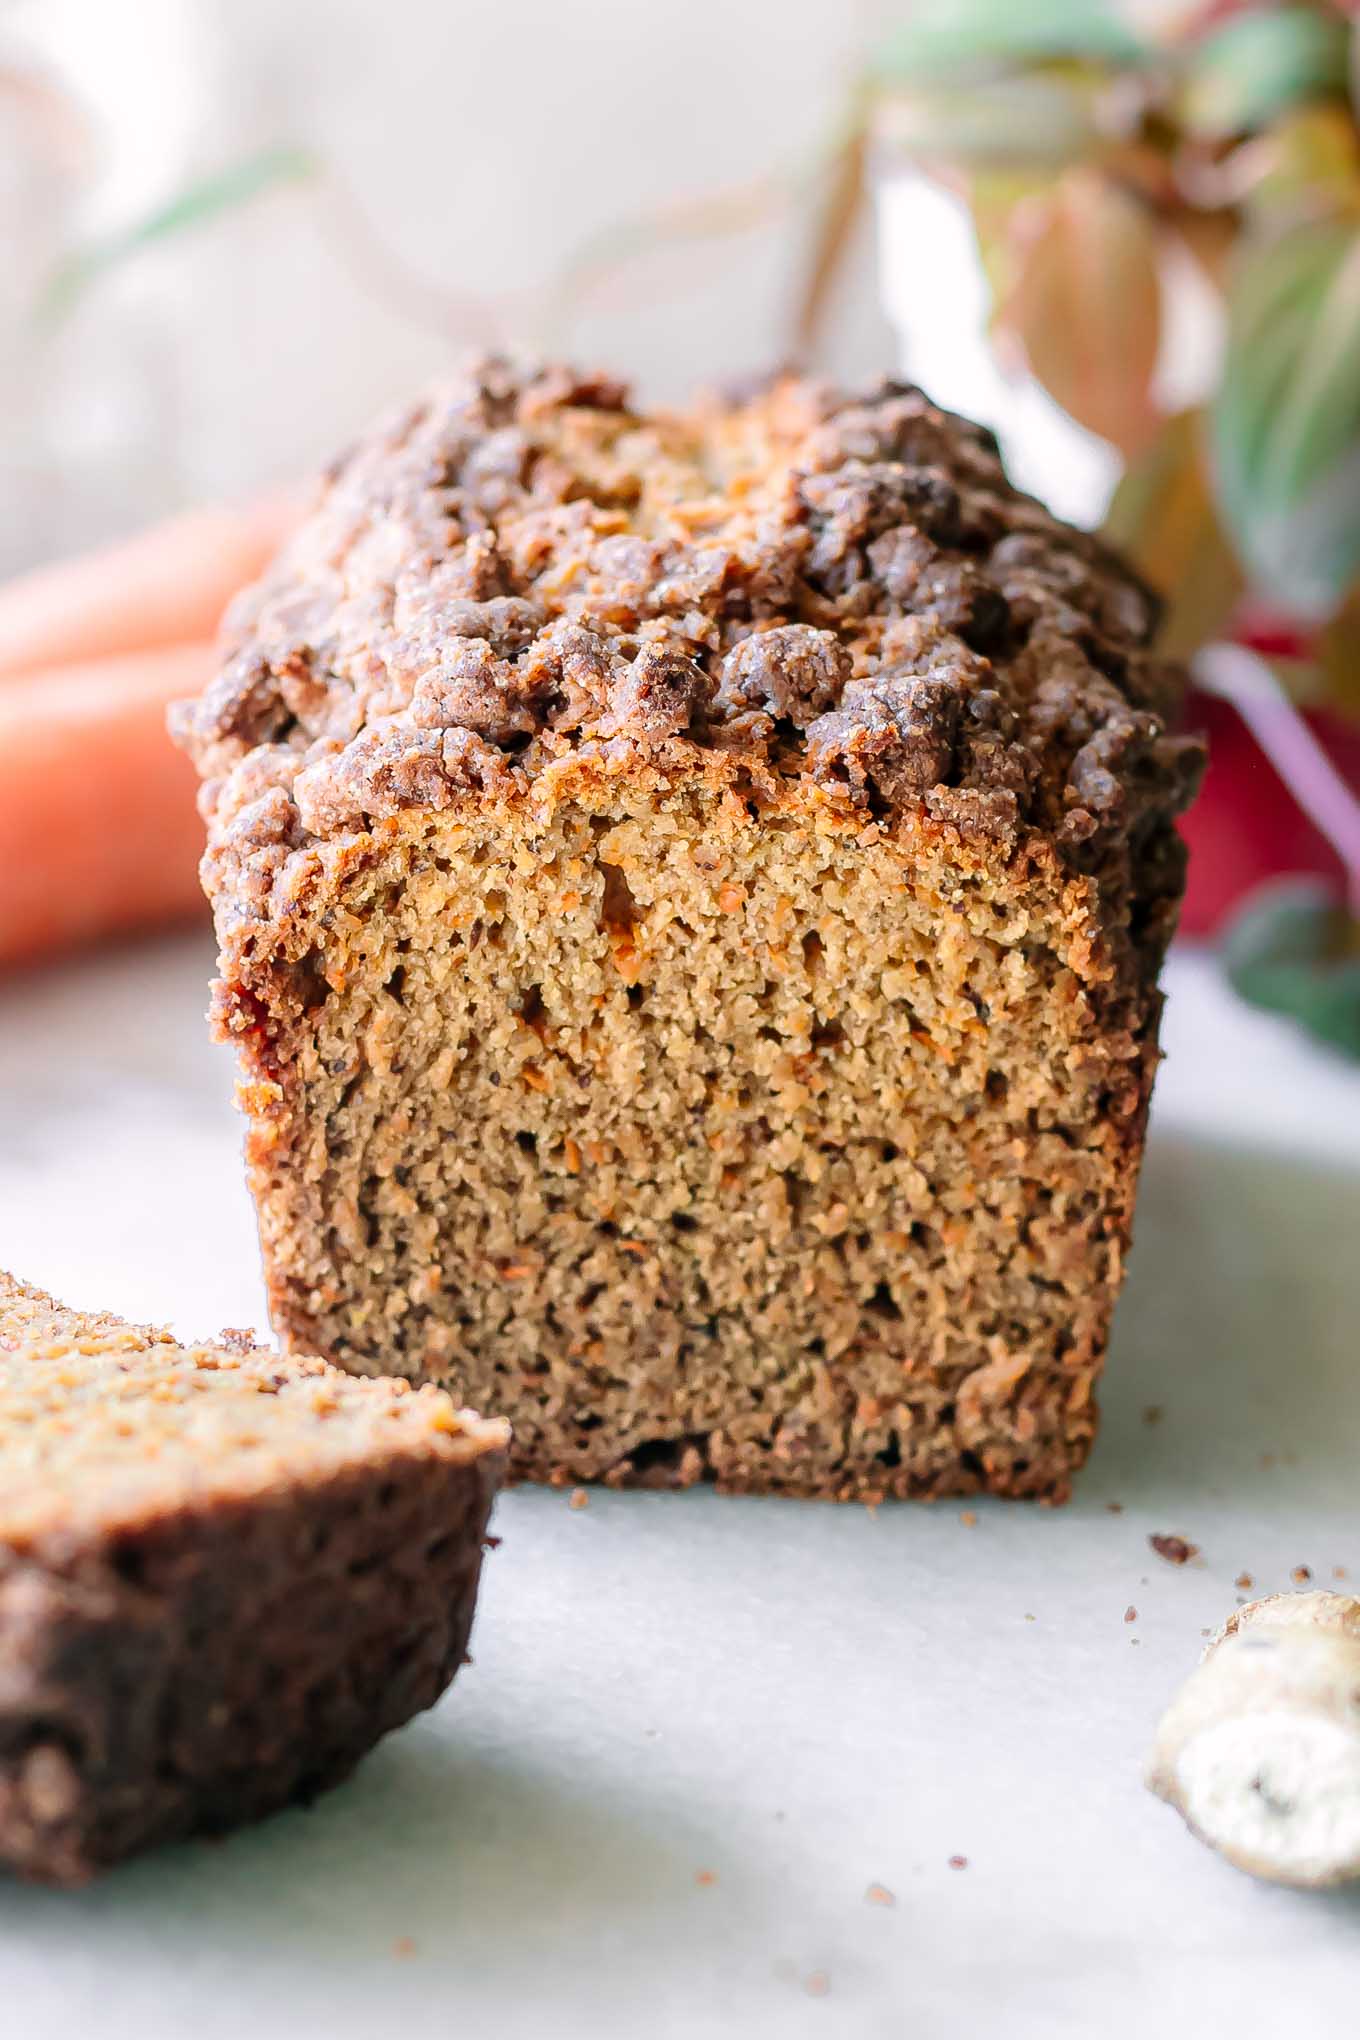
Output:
[
  {"xmin": 1235, "ymin": 1572, "xmax": 1254, "ymax": 1590},
  {"xmin": 1150, "ymin": 1533, "xmax": 1198, "ymax": 1566},
  {"xmin": 393, "ymin": 1937, "xmax": 417, "ymax": 1959},
  {"xmin": 948, "ymin": 1854, "xmax": 969, "ymax": 1870},
  {"xmin": 568, "ymin": 1487, "xmax": 589, "ymax": 1511},
  {"xmin": 805, "ymin": 1971, "xmax": 830, "ymax": 1998},
  {"xmin": 1143, "ymin": 1405, "xmax": 1164, "ymax": 1427},
  {"xmin": 1293, "ymin": 1565, "xmax": 1313, "ymax": 1584},
  {"xmin": 695, "ymin": 1869, "xmax": 717, "ymax": 1887},
  {"xmin": 959, "ymin": 1510, "xmax": 977, "ymax": 1527},
  {"xmin": 1105, "ymin": 1501, "xmax": 1124, "ymax": 1514},
  {"xmin": 865, "ymin": 1882, "xmax": 895, "ymax": 1907},
  {"xmin": 1124, "ymin": 1605, "xmax": 1138, "ymax": 1624}
]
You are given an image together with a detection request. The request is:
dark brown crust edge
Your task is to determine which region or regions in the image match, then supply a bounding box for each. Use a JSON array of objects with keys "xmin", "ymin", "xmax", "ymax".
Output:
[{"xmin": 0, "ymin": 1424, "xmax": 503, "ymax": 1887}]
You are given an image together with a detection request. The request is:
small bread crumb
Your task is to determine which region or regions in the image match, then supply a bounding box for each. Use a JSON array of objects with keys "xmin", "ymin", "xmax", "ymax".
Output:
[
  {"xmin": 959, "ymin": 1510, "xmax": 977, "ymax": 1527},
  {"xmin": 393, "ymin": 1937, "xmax": 417, "ymax": 1958},
  {"xmin": 805, "ymin": 1971, "xmax": 830, "ymax": 1998},
  {"xmin": 568, "ymin": 1487, "xmax": 589, "ymax": 1511},
  {"xmin": 1293, "ymin": 1565, "xmax": 1313, "ymax": 1585},
  {"xmin": 865, "ymin": 1882, "xmax": 895, "ymax": 1907},
  {"xmin": 695, "ymin": 1869, "xmax": 717, "ymax": 1887},
  {"xmin": 948, "ymin": 1854, "xmax": 969, "ymax": 1870},
  {"xmin": 1235, "ymin": 1572, "xmax": 1254, "ymax": 1590},
  {"xmin": 1124, "ymin": 1605, "xmax": 1138, "ymax": 1624},
  {"xmin": 1150, "ymin": 1533, "xmax": 1198, "ymax": 1566}
]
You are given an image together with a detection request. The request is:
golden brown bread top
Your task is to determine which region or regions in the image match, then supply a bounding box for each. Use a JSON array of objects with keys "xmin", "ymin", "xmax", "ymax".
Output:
[
  {"xmin": 0, "ymin": 1272, "xmax": 508, "ymax": 1550},
  {"xmin": 170, "ymin": 360, "xmax": 1202, "ymax": 933}
]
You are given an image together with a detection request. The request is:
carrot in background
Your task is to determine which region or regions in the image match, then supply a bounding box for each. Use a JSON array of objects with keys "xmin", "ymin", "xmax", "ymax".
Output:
[
  {"xmin": 0, "ymin": 494, "xmax": 298, "ymax": 680},
  {"xmin": 0, "ymin": 641, "xmax": 220, "ymax": 967},
  {"xmin": 0, "ymin": 491, "xmax": 302, "ymax": 971}
]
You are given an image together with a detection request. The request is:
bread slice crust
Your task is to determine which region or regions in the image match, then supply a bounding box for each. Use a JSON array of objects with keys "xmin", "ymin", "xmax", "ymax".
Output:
[{"xmin": 0, "ymin": 1273, "xmax": 505, "ymax": 1884}]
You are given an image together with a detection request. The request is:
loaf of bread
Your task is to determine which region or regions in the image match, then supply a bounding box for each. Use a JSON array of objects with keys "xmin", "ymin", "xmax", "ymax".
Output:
[
  {"xmin": 173, "ymin": 361, "xmax": 1203, "ymax": 1503},
  {"xmin": 0, "ymin": 1273, "xmax": 505, "ymax": 1883}
]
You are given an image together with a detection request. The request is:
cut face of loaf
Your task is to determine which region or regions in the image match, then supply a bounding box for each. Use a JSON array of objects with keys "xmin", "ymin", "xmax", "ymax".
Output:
[
  {"xmin": 219, "ymin": 752, "xmax": 1163, "ymax": 1501},
  {"xmin": 176, "ymin": 360, "xmax": 1203, "ymax": 1501}
]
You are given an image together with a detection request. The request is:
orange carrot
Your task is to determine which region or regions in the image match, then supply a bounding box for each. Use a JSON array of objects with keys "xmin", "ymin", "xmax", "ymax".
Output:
[
  {"xmin": 0, "ymin": 495, "xmax": 299, "ymax": 681},
  {"xmin": 0, "ymin": 641, "xmax": 216, "ymax": 967}
]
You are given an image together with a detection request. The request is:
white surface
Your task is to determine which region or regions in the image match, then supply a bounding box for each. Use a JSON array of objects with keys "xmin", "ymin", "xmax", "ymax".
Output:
[{"xmin": 1, "ymin": 939, "xmax": 1358, "ymax": 2038}]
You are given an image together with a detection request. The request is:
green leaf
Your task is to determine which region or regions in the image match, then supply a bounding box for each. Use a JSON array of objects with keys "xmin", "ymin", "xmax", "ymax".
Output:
[
  {"xmin": 40, "ymin": 144, "xmax": 319, "ymax": 325},
  {"xmin": 1222, "ymin": 877, "xmax": 1360, "ymax": 1057},
  {"xmin": 1238, "ymin": 104, "xmax": 1360, "ymax": 225},
  {"xmin": 999, "ymin": 168, "xmax": 1162, "ymax": 455},
  {"xmin": 1212, "ymin": 220, "xmax": 1360, "ymax": 617},
  {"xmin": 1317, "ymin": 583, "xmax": 1360, "ymax": 718},
  {"xmin": 1103, "ymin": 411, "xmax": 1243, "ymax": 658},
  {"xmin": 869, "ymin": 0, "xmax": 1147, "ymax": 81},
  {"xmin": 1179, "ymin": 6, "xmax": 1351, "ymax": 139},
  {"xmin": 875, "ymin": 64, "xmax": 1113, "ymax": 164}
]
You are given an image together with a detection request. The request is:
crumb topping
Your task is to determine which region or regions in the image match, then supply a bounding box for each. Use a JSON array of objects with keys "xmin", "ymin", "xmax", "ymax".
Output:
[{"xmin": 170, "ymin": 357, "xmax": 1203, "ymax": 940}]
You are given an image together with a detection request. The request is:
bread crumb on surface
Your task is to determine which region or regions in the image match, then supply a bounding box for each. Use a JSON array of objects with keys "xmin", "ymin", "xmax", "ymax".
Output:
[
  {"xmin": 1150, "ymin": 1533, "xmax": 1199, "ymax": 1566},
  {"xmin": 568, "ymin": 1487, "xmax": 589, "ymax": 1511},
  {"xmin": 1124, "ymin": 1605, "xmax": 1138, "ymax": 1624},
  {"xmin": 1235, "ymin": 1572, "xmax": 1254, "ymax": 1590},
  {"xmin": 1293, "ymin": 1565, "xmax": 1313, "ymax": 1584},
  {"xmin": 865, "ymin": 1882, "xmax": 895, "ymax": 1907},
  {"xmin": 948, "ymin": 1854, "xmax": 969, "ymax": 1870},
  {"xmin": 959, "ymin": 1510, "xmax": 977, "ymax": 1527},
  {"xmin": 392, "ymin": 1937, "xmax": 417, "ymax": 1959},
  {"xmin": 694, "ymin": 1869, "xmax": 718, "ymax": 1887}
]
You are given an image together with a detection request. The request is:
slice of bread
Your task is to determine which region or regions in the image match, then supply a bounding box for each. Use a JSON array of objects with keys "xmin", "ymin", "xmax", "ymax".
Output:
[
  {"xmin": 173, "ymin": 361, "xmax": 1203, "ymax": 1502},
  {"xmin": 0, "ymin": 1272, "xmax": 506, "ymax": 1884}
]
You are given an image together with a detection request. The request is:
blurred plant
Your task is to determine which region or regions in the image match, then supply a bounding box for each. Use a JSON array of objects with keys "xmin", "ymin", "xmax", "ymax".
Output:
[
  {"xmin": 795, "ymin": 0, "xmax": 1360, "ymax": 1051},
  {"xmin": 38, "ymin": 144, "xmax": 320, "ymax": 326}
]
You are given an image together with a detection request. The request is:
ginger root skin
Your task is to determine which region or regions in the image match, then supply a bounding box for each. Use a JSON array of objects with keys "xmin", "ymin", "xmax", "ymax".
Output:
[{"xmin": 1148, "ymin": 1591, "xmax": 1360, "ymax": 1889}]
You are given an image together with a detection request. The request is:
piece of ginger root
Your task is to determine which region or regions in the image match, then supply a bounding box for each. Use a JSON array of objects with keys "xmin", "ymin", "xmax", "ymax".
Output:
[{"xmin": 1147, "ymin": 1591, "xmax": 1360, "ymax": 1888}]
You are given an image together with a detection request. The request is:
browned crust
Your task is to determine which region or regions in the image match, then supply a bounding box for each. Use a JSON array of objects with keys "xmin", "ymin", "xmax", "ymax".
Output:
[
  {"xmin": 0, "ymin": 1276, "xmax": 505, "ymax": 1884},
  {"xmin": 170, "ymin": 358, "xmax": 1202, "ymax": 977}
]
